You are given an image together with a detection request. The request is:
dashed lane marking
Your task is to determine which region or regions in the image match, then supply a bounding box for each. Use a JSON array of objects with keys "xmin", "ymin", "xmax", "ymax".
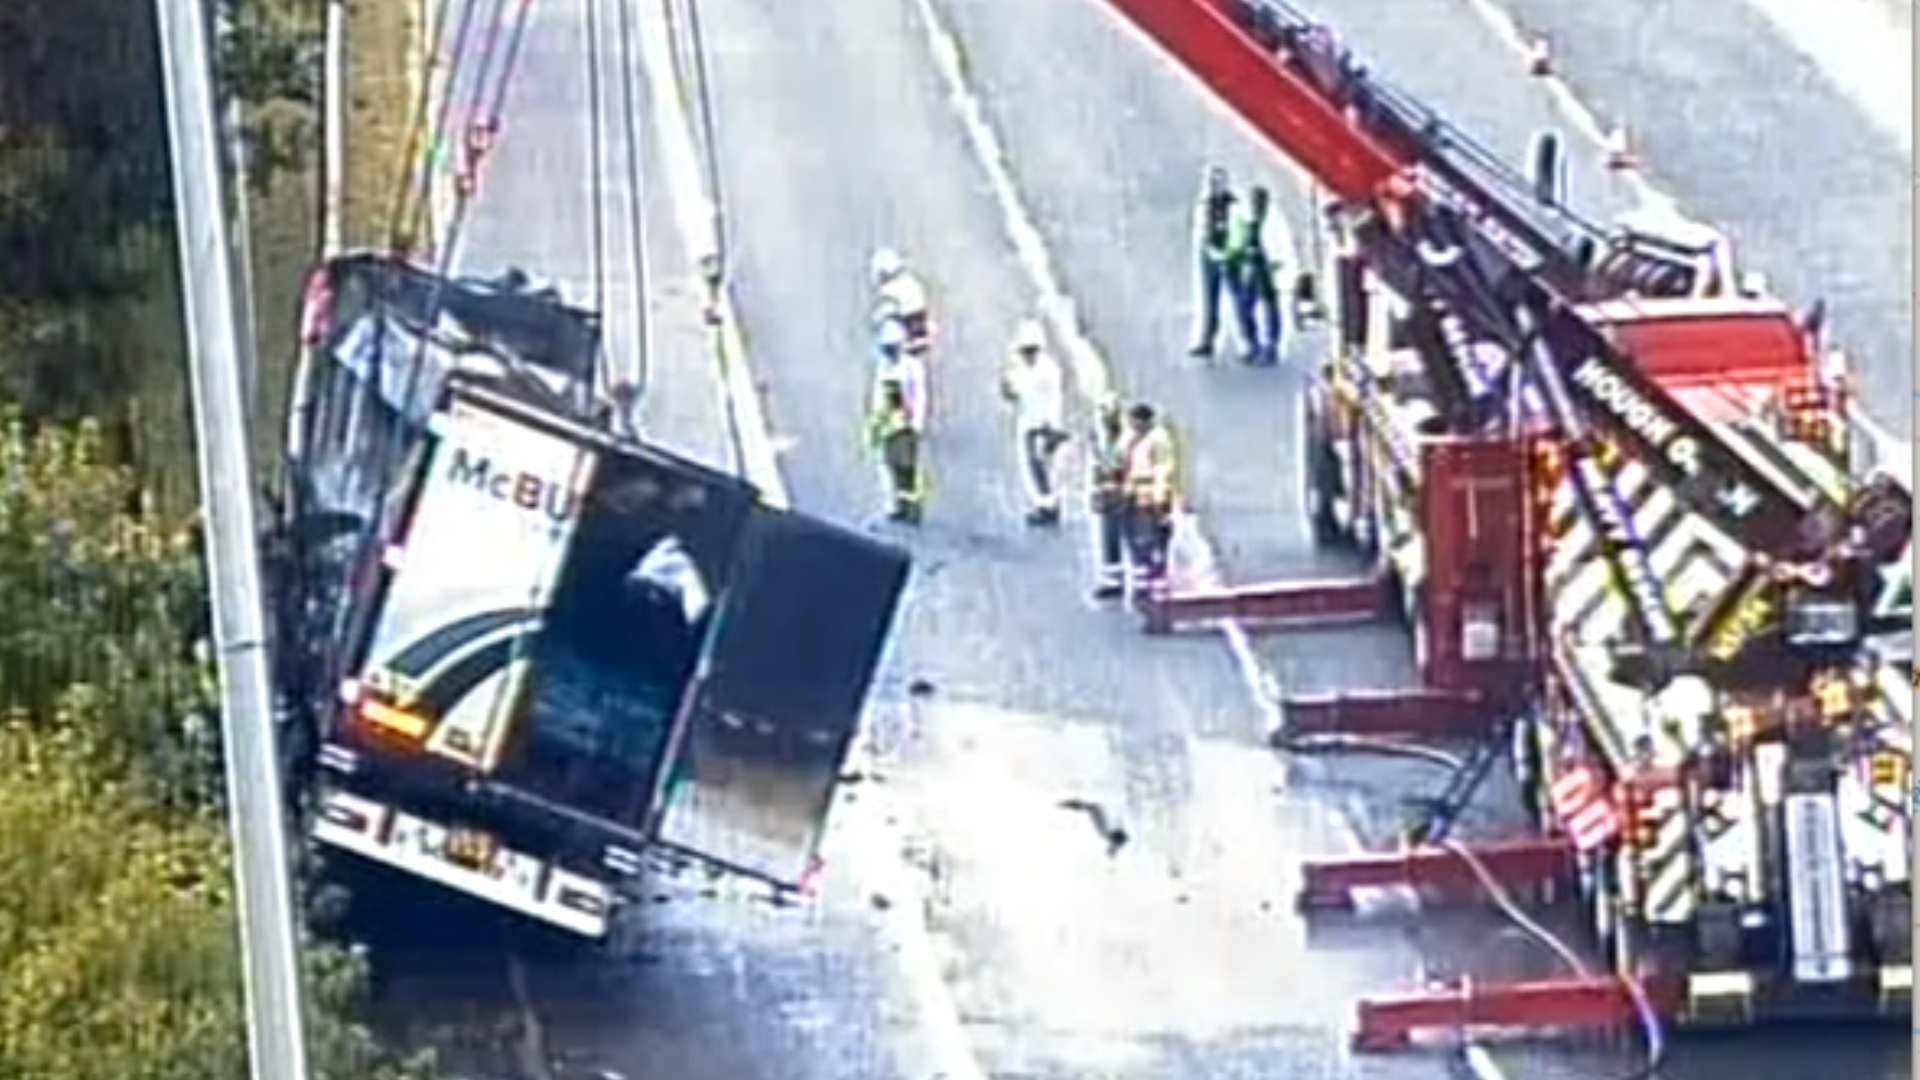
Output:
[
  {"xmin": 1458, "ymin": 0, "xmax": 1912, "ymax": 471},
  {"xmin": 907, "ymin": 0, "xmax": 1295, "ymax": 734}
]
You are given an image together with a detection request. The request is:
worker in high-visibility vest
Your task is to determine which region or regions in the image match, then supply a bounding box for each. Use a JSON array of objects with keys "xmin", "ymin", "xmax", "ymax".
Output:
[
  {"xmin": 1120, "ymin": 402, "xmax": 1179, "ymax": 597},
  {"xmin": 1188, "ymin": 165, "xmax": 1239, "ymax": 359},
  {"xmin": 1087, "ymin": 392, "xmax": 1130, "ymax": 599},
  {"xmin": 869, "ymin": 319, "xmax": 928, "ymax": 524},
  {"xmin": 1227, "ymin": 184, "xmax": 1283, "ymax": 365}
]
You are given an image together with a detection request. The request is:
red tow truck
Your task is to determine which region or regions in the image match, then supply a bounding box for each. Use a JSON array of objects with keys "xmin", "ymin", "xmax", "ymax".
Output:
[{"xmin": 1095, "ymin": 0, "xmax": 1913, "ymax": 1051}]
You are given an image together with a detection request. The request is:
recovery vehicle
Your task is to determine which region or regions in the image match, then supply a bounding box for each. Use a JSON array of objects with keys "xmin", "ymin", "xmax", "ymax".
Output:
[
  {"xmin": 271, "ymin": 252, "xmax": 909, "ymax": 940},
  {"xmin": 1095, "ymin": 0, "xmax": 1913, "ymax": 1049}
]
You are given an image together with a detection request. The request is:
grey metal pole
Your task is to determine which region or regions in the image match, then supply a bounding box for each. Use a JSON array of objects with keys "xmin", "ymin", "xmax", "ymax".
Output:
[
  {"xmin": 222, "ymin": 92, "xmax": 263, "ymax": 421},
  {"xmin": 321, "ymin": 0, "xmax": 346, "ymax": 257},
  {"xmin": 154, "ymin": 1, "xmax": 313, "ymax": 1078}
]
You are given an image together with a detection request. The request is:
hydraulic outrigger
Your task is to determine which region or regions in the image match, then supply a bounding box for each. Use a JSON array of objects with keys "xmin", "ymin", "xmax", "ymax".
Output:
[{"xmin": 1096, "ymin": 0, "xmax": 1912, "ymax": 1051}]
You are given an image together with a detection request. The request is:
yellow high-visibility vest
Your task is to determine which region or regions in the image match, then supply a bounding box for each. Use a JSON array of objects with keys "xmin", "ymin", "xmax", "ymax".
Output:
[{"xmin": 1124, "ymin": 424, "xmax": 1178, "ymax": 506}]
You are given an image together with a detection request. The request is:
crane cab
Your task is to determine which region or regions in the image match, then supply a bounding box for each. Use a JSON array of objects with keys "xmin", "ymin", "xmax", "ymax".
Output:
[
  {"xmin": 1303, "ymin": 239, "xmax": 1534, "ymax": 700},
  {"xmin": 1598, "ymin": 206, "xmax": 1740, "ymax": 300}
]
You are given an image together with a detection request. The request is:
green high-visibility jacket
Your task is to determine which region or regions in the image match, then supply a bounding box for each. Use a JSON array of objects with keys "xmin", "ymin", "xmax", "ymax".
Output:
[{"xmin": 1228, "ymin": 210, "xmax": 1280, "ymax": 282}]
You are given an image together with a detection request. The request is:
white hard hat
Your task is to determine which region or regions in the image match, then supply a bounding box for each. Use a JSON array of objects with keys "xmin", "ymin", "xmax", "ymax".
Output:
[
  {"xmin": 870, "ymin": 248, "xmax": 903, "ymax": 285},
  {"xmin": 876, "ymin": 318, "xmax": 907, "ymax": 349},
  {"xmin": 1013, "ymin": 319, "xmax": 1045, "ymax": 352}
]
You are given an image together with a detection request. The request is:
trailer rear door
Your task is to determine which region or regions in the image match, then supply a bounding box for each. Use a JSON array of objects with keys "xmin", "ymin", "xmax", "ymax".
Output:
[{"xmin": 649, "ymin": 508, "xmax": 910, "ymax": 888}]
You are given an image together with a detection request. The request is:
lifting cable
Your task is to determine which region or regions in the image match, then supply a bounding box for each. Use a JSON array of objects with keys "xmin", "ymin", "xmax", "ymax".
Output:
[
  {"xmin": 662, "ymin": 0, "xmax": 747, "ymax": 474},
  {"xmin": 583, "ymin": 0, "xmax": 611, "ymax": 407},
  {"xmin": 353, "ymin": 0, "xmax": 537, "ymax": 574},
  {"xmin": 383, "ymin": 0, "xmax": 475, "ymax": 256},
  {"xmin": 610, "ymin": 0, "xmax": 654, "ymax": 408},
  {"xmin": 675, "ymin": 0, "xmax": 730, "ymax": 278}
]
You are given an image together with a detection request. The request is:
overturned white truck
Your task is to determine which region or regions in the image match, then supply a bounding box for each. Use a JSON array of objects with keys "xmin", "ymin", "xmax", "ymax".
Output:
[{"xmin": 271, "ymin": 252, "xmax": 909, "ymax": 938}]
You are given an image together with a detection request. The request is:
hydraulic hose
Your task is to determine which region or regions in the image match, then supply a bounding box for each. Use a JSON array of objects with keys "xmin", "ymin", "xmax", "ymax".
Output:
[
  {"xmin": 1440, "ymin": 838, "xmax": 1668, "ymax": 1080},
  {"xmin": 1270, "ymin": 720, "xmax": 1665, "ymax": 1080}
]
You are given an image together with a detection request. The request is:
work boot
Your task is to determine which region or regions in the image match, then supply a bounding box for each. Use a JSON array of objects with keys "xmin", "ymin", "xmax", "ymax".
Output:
[{"xmin": 1130, "ymin": 573, "xmax": 1166, "ymax": 612}]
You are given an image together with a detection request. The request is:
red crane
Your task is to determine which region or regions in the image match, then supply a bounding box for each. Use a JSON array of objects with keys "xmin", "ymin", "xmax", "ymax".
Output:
[{"xmin": 1091, "ymin": 0, "xmax": 1913, "ymax": 1051}]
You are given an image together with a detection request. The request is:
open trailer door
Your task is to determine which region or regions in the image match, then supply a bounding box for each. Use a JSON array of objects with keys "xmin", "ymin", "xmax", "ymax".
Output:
[{"xmin": 648, "ymin": 508, "xmax": 910, "ymax": 888}]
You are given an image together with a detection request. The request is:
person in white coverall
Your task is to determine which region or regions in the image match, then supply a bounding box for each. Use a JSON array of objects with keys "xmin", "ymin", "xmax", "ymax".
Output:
[
  {"xmin": 999, "ymin": 318, "xmax": 1067, "ymax": 526},
  {"xmin": 869, "ymin": 318, "xmax": 929, "ymax": 524},
  {"xmin": 870, "ymin": 248, "xmax": 931, "ymax": 353},
  {"xmin": 872, "ymin": 247, "xmax": 933, "ymax": 431}
]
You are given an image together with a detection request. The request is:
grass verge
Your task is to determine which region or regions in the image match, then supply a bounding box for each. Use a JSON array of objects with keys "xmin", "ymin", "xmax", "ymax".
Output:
[
  {"xmin": 343, "ymin": 0, "xmax": 423, "ymax": 249},
  {"xmin": 244, "ymin": 160, "xmax": 321, "ymax": 473}
]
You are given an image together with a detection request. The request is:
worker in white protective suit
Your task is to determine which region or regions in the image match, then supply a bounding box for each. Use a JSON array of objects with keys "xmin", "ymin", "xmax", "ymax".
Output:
[
  {"xmin": 869, "ymin": 318, "xmax": 928, "ymax": 524},
  {"xmin": 871, "ymin": 247, "xmax": 934, "ymax": 432},
  {"xmin": 870, "ymin": 248, "xmax": 932, "ymax": 353},
  {"xmin": 998, "ymin": 318, "xmax": 1067, "ymax": 526}
]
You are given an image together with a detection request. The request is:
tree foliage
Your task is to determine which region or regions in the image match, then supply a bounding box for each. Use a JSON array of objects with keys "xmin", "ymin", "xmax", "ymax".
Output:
[
  {"xmin": 0, "ymin": 418, "xmax": 435, "ymax": 1078},
  {"xmin": 0, "ymin": 0, "xmax": 321, "ymax": 488},
  {"xmin": 0, "ymin": 0, "xmax": 435, "ymax": 1069}
]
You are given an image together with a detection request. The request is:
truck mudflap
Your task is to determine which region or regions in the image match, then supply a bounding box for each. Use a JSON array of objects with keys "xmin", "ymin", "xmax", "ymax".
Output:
[{"xmin": 648, "ymin": 506, "xmax": 910, "ymax": 889}]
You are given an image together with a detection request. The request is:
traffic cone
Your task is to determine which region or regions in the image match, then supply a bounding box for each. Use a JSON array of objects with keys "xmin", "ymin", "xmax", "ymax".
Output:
[
  {"xmin": 1603, "ymin": 125, "xmax": 1639, "ymax": 171},
  {"xmin": 1525, "ymin": 36, "xmax": 1552, "ymax": 77}
]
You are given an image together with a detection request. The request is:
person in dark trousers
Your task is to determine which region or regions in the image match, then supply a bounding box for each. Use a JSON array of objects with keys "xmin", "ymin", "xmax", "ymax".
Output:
[
  {"xmin": 868, "ymin": 321, "xmax": 928, "ymax": 524},
  {"xmin": 1086, "ymin": 393, "xmax": 1129, "ymax": 600},
  {"xmin": 1120, "ymin": 402, "xmax": 1179, "ymax": 601},
  {"xmin": 1230, "ymin": 185, "xmax": 1284, "ymax": 365},
  {"xmin": 1187, "ymin": 166, "xmax": 1239, "ymax": 359}
]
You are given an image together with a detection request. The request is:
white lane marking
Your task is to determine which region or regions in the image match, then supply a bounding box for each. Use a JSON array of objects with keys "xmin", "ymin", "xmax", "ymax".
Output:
[
  {"xmin": 905, "ymin": 0, "xmax": 1286, "ymax": 726},
  {"xmin": 635, "ymin": 7, "xmax": 984, "ymax": 1080},
  {"xmin": 1453, "ymin": 0, "xmax": 1673, "ymax": 213},
  {"xmin": 1461, "ymin": 0, "xmax": 1912, "ymax": 458},
  {"xmin": 636, "ymin": 3, "xmax": 789, "ymax": 509}
]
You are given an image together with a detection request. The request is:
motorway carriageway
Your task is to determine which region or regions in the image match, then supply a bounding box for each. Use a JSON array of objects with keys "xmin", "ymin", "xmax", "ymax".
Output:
[{"xmin": 352, "ymin": 0, "xmax": 1913, "ymax": 1078}]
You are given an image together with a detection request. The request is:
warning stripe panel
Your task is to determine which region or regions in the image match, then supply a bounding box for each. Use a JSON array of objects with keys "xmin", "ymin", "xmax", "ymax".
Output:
[{"xmin": 1638, "ymin": 807, "xmax": 1697, "ymax": 924}]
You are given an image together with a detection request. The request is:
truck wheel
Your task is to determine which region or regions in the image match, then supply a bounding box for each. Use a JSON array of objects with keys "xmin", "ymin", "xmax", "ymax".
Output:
[
  {"xmin": 1510, "ymin": 718, "xmax": 1544, "ymax": 827},
  {"xmin": 1350, "ymin": 462, "xmax": 1380, "ymax": 560},
  {"xmin": 1303, "ymin": 423, "xmax": 1346, "ymax": 548},
  {"xmin": 1405, "ymin": 585, "xmax": 1431, "ymax": 679},
  {"xmin": 1590, "ymin": 864, "xmax": 1617, "ymax": 957},
  {"xmin": 1871, "ymin": 890, "xmax": 1911, "ymax": 964}
]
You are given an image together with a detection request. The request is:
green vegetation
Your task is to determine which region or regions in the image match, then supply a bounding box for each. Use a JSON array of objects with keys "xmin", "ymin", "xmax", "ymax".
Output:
[
  {"xmin": 0, "ymin": 420, "xmax": 433, "ymax": 1079},
  {"xmin": 344, "ymin": 0, "xmax": 426, "ymax": 250},
  {"xmin": 0, "ymin": 0, "xmax": 439, "ymax": 1075}
]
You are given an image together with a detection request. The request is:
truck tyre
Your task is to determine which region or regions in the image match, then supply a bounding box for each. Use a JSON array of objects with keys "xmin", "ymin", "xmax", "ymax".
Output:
[
  {"xmin": 1350, "ymin": 456, "xmax": 1380, "ymax": 560},
  {"xmin": 1510, "ymin": 718, "xmax": 1544, "ymax": 827},
  {"xmin": 1303, "ymin": 421, "xmax": 1346, "ymax": 548},
  {"xmin": 1405, "ymin": 584, "xmax": 1431, "ymax": 678}
]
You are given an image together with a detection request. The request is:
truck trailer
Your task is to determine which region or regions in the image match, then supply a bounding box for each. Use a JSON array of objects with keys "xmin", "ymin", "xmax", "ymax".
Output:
[{"xmin": 272, "ymin": 252, "xmax": 909, "ymax": 939}]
